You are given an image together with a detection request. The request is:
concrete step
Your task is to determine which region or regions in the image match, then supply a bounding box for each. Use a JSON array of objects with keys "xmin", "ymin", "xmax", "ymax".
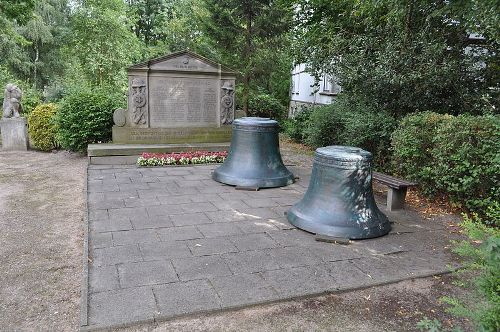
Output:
[{"xmin": 87, "ymin": 142, "xmax": 230, "ymax": 165}]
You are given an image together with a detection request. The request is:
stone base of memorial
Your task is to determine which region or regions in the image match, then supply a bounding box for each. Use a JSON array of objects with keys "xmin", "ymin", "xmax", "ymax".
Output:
[
  {"xmin": 0, "ymin": 117, "xmax": 28, "ymax": 151},
  {"xmin": 112, "ymin": 126, "xmax": 232, "ymax": 144}
]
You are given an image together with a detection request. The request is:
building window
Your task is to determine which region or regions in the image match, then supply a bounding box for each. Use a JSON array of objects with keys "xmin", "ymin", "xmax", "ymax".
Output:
[
  {"xmin": 292, "ymin": 74, "xmax": 300, "ymax": 94},
  {"xmin": 322, "ymin": 74, "xmax": 332, "ymax": 92},
  {"xmin": 321, "ymin": 74, "xmax": 340, "ymax": 95}
]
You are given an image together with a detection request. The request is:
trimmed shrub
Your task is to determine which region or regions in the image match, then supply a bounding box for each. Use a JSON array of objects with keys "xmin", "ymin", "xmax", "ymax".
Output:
[
  {"xmin": 247, "ymin": 93, "xmax": 287, "ymax": 120},
  {"xmin": 56, "ymin": 87, "xmax": 124, "ymax": 152},
  {"xmin": 299, "ymin": 97, "xmax": 397, "ymax": 168},
  {"xmin": 27, "ymin": 103, "xmax": 58, "ymax": 151},
  {"xmin": 303, "ymin": 104, "xmax": 344, "ymax": 148},
  {"xmin": 432, "ymin": 115, "xmax": 500, "ymax": 211},
  {"xmin": 282, "ymin": 106, "xmax": 312, "ymax": 142},
  {"xmin": 337, "ymin": 108, "xmax": 396, "ymax": 169},
  {"xmin": 391, "ymin": 112, "xmax": 500, "ymax": 212},
  {"xmin": 390, "ymin": 112, "xmax": 452, "ymax": 194}
]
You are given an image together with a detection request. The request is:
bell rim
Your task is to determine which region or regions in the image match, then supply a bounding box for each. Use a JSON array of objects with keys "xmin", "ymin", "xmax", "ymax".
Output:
[
  {"xmin": 212, "ymin": 170, "xmax": 295, "ymax": 188},
  {"xmin": 286, "ymin": 206, "xmax": 391, "ymax": 240}
]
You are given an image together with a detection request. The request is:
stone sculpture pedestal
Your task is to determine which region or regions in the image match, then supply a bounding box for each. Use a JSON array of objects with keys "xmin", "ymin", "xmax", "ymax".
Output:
[{"xmin": 0, "ymin": 117, "xmax": 28, "ymax": 151}]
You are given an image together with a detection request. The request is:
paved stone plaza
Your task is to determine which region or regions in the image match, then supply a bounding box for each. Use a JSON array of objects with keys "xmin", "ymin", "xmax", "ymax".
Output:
[{"xmin": 82, "ymin": 164, "xmax": 459, "ymax": 329}]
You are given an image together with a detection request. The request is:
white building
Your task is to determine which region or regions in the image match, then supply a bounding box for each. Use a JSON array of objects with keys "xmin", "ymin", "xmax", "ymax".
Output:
[{"xmin": 289, "ymin": 63, "xmax": 341, "ymax": 117}]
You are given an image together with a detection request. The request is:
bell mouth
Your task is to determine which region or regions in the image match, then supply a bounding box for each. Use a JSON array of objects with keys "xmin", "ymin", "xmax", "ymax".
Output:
[{"xmin": 287, "ymin": 206, "xmax": 391, "ymax": 240}]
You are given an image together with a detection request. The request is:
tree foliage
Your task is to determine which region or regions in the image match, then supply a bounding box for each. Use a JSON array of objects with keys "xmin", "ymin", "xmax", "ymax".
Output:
[
  {"xmin": 201, "ymin": 0, "xmax": 293, "ymax": 113},
  {"xmin": 391, "ymin": 112, "xmax": 500, "ymax": 212},
  {"xmin": 0, "ymin": 0, "xmax": 35, "ymax": 77},
  {"xmin": 67, "ymin": 0, "xmax": 141, "ymax": 87},
  {"xmin": 292, "ymin": 0, "xmax": 499, "ymax": 116},
  {"xmin": 20, "ymin": 0, "xmax": 68, "ymax": 89}
]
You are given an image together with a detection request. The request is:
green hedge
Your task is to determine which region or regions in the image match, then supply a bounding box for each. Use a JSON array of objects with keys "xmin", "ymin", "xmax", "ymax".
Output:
[
  {"xmin": 247, "ymin": 93, "xmax": 287, "ymax": 120},
  {"xmin": 56, "ymin": 88, "xmax": 124, "ymax": 152},
  {"xmin": 285, "ymin": 97, "xmax": 397, "ymax": 169},
  {"xmin": 27, "ymin": 103, "xmax": 58, "ymax": 151},
  {"xmin": 282, "ymin": 106, "xmax": 312, "ymax": 141},
  {"xmin": 391, "ymin": 112, "xmax": 500, "ymax": 212}
]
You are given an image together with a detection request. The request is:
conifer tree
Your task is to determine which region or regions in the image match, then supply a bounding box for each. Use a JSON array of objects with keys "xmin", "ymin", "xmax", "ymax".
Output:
[{"xmin": 201, "ymin": 0, "xmax": 292, "ymax": 114}]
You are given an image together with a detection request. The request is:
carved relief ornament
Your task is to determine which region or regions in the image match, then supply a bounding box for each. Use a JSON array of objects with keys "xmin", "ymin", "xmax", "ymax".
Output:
[
  {"xmin": 220, "ymin": 81, "xmax": 234, "ymax": 125},
  {"xmin": 131, "ymin": 78, "xmax": 147, "ymax": 125}
]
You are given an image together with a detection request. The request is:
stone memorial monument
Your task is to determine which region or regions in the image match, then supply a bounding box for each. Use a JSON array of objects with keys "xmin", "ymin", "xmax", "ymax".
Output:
[
  {"xmin": 1, "ymin": 83, "xmax": 28, "ymax": 150},
  {"xmin": 112, "ymin": 50, "xmax": 237, "ymax": 144}
]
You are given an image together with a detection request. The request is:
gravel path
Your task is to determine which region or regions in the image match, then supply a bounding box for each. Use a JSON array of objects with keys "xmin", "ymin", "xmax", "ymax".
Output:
[{"xmin": 0, "ymin": 151, "xmax": 86, "ymax": 330}]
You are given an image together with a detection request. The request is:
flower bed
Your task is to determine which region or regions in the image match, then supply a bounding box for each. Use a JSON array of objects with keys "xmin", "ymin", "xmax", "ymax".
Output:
[{"xmin": 137, "ymin": 151, "xmax": 228, "ymax": 166}]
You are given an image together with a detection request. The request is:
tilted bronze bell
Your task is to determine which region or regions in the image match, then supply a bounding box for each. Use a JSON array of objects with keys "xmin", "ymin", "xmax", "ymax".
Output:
[
  {"xmin": 212, "ymin": 117, "xmax": 294, "ymax": 188},
  {"xmin": 287, "ymin": 146, "xmax": 391, "ymax": 239}
]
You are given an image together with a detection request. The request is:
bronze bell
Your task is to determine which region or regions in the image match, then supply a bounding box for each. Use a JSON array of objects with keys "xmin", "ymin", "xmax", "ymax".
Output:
[
  {"xmin": 212, "ymin": 117, "xmax": 295, "ymax": 188},
  {"xmin": 287, "ymin": 146, "xmax": 391, "ymax": 239}
]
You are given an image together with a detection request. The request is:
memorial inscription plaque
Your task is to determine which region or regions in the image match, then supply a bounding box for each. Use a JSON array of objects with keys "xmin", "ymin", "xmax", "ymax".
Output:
[
  {"xmin": 148, "ymin": 77, "xmax": 218, "ymax": 127},
  {"xmin": 112, "ymin": 50, "xmax": 236, "ymax": 144}
]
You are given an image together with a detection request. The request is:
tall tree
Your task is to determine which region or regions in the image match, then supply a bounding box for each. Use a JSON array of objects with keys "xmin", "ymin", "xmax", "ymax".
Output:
[
  {"xmin": 21, "ymin": 0, "xmax": 68, "ymax": 89},
  {"xmin": 68, "ymin": 0, "xmax": 140, "ymax": 87},
  {"xmin": 292, "ymin": 0, "xmax": 499, "ymax": 116},
  {"xmin": 127, "ymin": 0, "xmax": 172, "ymax": 47},
  {"xmin": 0, "ymin": 0, "xmax": 35, "ymax": 77},
  {"xmin": 126, "ymin": 0, "xmax": 212, "ymax": 59},
  {"xmin": 201, "ymin": 0, "xmax": 293, "ymax": 114}
]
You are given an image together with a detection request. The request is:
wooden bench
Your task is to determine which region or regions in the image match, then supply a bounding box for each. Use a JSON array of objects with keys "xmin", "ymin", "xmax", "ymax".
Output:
[{"xmin": 372, "ymin": 171, "xmax": 417, "ymax": 211}]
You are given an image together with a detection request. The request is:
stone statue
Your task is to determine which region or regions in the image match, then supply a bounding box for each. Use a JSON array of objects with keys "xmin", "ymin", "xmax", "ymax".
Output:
[
  {"xmin": 220, "ymin": 81, "xmax": 234, "ymax": 125},
  {"xmin": 2, "ymin": 84, "xmax": 23, "ymax": 118},
  {"xmin": 131, "ymin": 78, "xmax": 147, "ymax": 125}
]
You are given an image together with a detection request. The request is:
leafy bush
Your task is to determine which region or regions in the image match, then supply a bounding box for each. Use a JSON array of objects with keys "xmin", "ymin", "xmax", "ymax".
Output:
[
  {"xmin": 441, "ymin": 204, "xmax": 500, "ymax": 331},
  {"xmin": 56, "ymin": 87, "xmax": 124, "ymax": 152},
  {"xmin": 336, "ymin": 106, "xmax": 396, "ymax": 169},
  {"xmin": 27, "ymin": 103, "xmax": 58, "ymax": 151},
  {"xmin": 391, "ymin": 112, "xmax": 453, "ymax": 195},
  {"xmin": 303, "ymin": 104, "xmax": 344, "ymax": 148},
  {"xmin": 391, "ymin": 112, "xmax": 500, "ymax": 212},
  {"xmin": 282, "ymin": 105, "xmax": 312, "ymax": 142},
  {"xmin": 21, "ymin": 85, "xmax": 42, "ymax": 115},
  {"xmin": 247, "ymin": 92, "xmax": 286, "ymax": 120},
  {"xmin": 295, "ymin": 97, "xmax": 397, "ymax": 168},
  {"xmin": 43, "ymin": 80, "xmax": 66, "ymax": 102},
  {"xmin": 432, "ymin": 115, "xmax": 500, "ymax": 212}
]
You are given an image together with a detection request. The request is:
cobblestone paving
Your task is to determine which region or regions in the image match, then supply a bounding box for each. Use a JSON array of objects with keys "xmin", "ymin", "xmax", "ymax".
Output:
[{"xmin": 83, "ymin": 164, "xmax": 459, "ymax": 329}]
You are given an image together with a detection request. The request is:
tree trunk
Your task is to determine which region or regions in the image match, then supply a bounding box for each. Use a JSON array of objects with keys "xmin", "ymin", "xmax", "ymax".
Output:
[
  {"xmin": 33, "ymin": 44, "xmax": 39, "ymax": 89},
  {"xmin": 242, "ymin": 5, "xmax": 252, "ymax": 116},
  {"xmin": 242, "ymin": 74, "xmax": 249, "ymax": 116}
]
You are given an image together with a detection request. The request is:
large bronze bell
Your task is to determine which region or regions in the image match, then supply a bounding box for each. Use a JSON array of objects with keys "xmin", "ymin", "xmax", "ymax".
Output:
[
  {"xmin": 287, "ymin": 146, "xmax": 391, "ymax": 239},
  {"xmin": 212, "ymin": 117, "xmax": 294, "ymax": 188}
]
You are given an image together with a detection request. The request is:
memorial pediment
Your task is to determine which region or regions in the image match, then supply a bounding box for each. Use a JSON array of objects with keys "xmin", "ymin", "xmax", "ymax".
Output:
[{"xmin": 129, "ymin": 50, "xmax": 236, "ymax": 74}]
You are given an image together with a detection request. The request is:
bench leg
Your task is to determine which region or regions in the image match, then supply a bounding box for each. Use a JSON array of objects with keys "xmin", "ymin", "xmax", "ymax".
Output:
[{"xmin": 387, "ymin": 187, "xmax": 407, "ymax": 211}]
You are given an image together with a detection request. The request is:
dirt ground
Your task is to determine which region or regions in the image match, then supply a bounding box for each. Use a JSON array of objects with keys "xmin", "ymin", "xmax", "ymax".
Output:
[
  {"xmin": 0, "ymin": 148, "xmax": 472, "ymax": 331},
  {"xmin": 0, "ymin": 150, "xmax": 86, "ymax": 330},
  {"xmin": 124, "ymin": 274, "xmax": 472, "ymax": 332}
]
